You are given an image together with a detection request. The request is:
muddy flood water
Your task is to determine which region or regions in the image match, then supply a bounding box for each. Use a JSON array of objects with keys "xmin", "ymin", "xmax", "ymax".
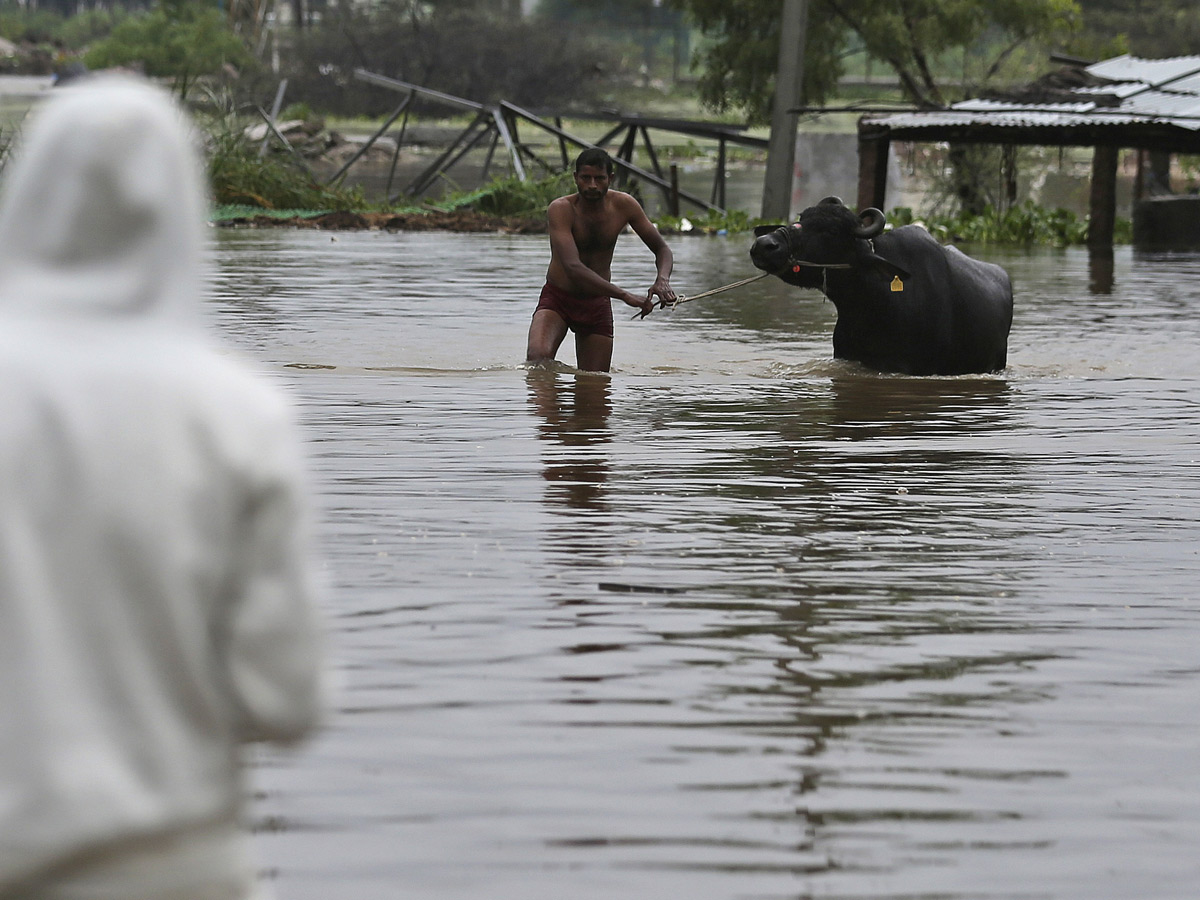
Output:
[{"xmin": 207, "ymin": 228, "xmax": 1200, "ymax": 900}]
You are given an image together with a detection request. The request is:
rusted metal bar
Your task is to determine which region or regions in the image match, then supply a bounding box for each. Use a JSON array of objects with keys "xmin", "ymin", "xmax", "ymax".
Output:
[
  {"xmin": 258, "ymin": 79, "xmax": 288, "ymax": 158},
  {"xmin": 491, "ymin": 106, "xmax": 525, "ymax": 181},
  {"xmin": 255, "ymin": 104, "xmax": 316, "ymax": 179},
  {"xmin": 402, "ymin": 113, "xmax": 491, "ymax": 199},
  {"xmin": 326, "ymin": 93, "xmax": 413, "ymax": 185},
  {"xmin": 353, "ymin": 69, "xmax": 485, "ymax": 113},
  {"xmin": 384, "ymin": 105, "xmax": 412, "ymax": 198},
  {"xmin": 554, "ymin": 116, "xmax": 570, "ymax": 169},
  {"xmin": 711, "ymin": 136, "xmax": 727, "ymax": 208},
  {"xmin": 498, "ymin": 101, "xmax": 721, "ymax": 212}
]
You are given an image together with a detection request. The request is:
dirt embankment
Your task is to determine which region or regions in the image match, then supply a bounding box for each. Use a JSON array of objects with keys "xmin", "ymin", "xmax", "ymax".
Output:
[{"xmin": 218, "ymin": 209, "xmax": 547, "ymax": 233}]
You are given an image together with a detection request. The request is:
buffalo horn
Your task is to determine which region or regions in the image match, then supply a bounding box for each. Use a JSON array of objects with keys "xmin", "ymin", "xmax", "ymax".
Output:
[{"xmin": 854, "ymin": 208, "xmax": 886, "ymax": 238}]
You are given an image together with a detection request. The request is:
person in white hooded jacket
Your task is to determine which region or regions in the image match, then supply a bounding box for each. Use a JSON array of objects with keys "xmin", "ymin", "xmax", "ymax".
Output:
[{"xmin": 0, "ymin": 75, "xmax": 328, "ymax": 899}]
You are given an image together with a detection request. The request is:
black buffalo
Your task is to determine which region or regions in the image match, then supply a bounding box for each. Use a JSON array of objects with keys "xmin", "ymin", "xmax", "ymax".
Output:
[{"xmin": 749, "ymin": 197, "xmax": 1013, "ymax": 375}]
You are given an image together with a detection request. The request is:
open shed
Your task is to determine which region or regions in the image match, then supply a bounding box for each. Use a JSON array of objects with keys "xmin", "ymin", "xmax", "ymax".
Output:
[{"xmin": 856, "ymin": 55, "xmax": 1200, "ymax": 249}]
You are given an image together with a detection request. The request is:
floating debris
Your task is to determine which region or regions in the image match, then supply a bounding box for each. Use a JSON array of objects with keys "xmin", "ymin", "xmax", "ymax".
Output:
[{"xmin": 598, "ymin": 582, "xmax": 686, "ymax": 595}]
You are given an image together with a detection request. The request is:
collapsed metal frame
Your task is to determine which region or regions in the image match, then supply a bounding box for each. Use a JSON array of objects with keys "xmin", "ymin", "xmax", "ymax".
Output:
[{"xmin": 349, "ymin": 69, "xmax": 768, "ymax": 213}]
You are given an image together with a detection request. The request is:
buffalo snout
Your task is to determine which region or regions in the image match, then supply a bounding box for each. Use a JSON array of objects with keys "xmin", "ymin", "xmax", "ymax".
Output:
[{"xmin": 750, "ymin": 231, "xmax": 788, "ymax": 273}]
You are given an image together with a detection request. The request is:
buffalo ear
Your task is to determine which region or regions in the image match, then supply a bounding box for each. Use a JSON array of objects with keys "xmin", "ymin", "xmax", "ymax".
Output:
[
  {"xmin": 867, "ymin": 253, "xmax": 910, "ymax": 282},
  {"xmin": 753, "ymin": 224, "xmax": 783, "ymax": 237}
]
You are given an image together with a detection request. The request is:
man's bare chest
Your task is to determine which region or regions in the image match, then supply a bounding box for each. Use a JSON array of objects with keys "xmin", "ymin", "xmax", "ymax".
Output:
[
  {"xmin": 573, "ymin": 222, "xmax": 624, "ymax": 256},
  {"xmin": 571, "ymin": 209, "xmax": 622, "ymax": 254}
]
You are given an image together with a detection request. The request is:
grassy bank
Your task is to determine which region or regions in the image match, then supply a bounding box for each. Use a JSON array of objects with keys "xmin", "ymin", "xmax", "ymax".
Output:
[{"xmin": 211, "ymin": 162, "xmax": 1126, "ymax": 247}]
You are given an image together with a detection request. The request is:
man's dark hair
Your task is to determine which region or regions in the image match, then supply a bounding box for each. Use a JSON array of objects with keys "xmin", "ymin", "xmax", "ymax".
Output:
[{"xmin": 575, "ymin": 148, "xmax": 615, "ymax": 175}]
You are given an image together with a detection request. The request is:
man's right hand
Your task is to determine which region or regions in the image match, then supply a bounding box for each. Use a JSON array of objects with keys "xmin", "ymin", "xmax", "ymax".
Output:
[{"xmin": 622, "ymin": 290, "xmax": 653, "ymax": 317}]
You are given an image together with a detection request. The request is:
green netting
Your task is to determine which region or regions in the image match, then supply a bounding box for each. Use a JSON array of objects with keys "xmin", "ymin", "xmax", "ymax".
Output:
[
  {"xmin": 210, "ymin": 205, "xmax": 332, "ymax": 222},
  {"xmin": 210, "ymin": 185, "xmax": 508, "ymax": 224}
]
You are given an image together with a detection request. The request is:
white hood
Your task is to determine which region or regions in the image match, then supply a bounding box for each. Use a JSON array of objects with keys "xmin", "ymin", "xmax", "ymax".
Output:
[
  {"xmin": 0, "ymin": 76, "xmax": 327, "ymax": 892},
  {"xmin": 0, "ymin": 74, "xmax": 206, "ymax": 324}
]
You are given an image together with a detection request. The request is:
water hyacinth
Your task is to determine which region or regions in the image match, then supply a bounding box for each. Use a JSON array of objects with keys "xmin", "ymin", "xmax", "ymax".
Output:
[{"xmin": 889, "ymin": 201, "xmax": 1132, "ymax": 247}]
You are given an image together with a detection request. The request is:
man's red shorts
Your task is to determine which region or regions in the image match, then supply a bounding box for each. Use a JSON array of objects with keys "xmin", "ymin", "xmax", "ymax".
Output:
[{"xmin": 534, "ymin": 282, "xmax": 614, "ymax": 339}]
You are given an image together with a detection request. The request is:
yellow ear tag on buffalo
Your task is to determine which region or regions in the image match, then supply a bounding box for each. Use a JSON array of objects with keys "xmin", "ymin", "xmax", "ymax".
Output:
[{"xmin": 890, "ymin": 275, "xmax": 904, "ymax": 292}]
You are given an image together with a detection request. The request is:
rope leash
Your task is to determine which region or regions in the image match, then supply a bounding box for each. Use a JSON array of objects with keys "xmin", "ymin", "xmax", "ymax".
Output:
[
  {"xmin": 634, "ymin": 224, "xmax": 868, "ymax": 320},
  {"xmin": 632, "ymin": 258, "xmax": 855, "ymax": 320},
  {"xmin": 632, "ymin": 271, "xmax": 771, "ymax": 320}
]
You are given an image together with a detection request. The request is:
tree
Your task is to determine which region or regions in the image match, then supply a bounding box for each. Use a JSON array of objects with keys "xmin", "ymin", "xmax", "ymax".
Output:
[
  {"xmin": 537, "ymin": 0, "xmax": 681, "ymax": 25},
  {"xmin": 824, "ymin": 0, "xmax": 1079, "ymax": 109},
  {"xmin": 1073, "ymin": 0, "xmax": 1200, "ymax": 59},
  {"xmin": 84, "ymin": 0, "xmax": 251, "ymax": 99},
  {"xmin": 670, "ymin": 0, "xmax": 1081, "ymax": 215},
  {"xmin": 668, "ymin": 0, "xmax": 1080, "ymax": 116},
  {"xmin": 281, "ymin": 1, "xmax": 614, "ymax": 117},
  {"xmin": 665, "ymin": 0, "xmax": 845, "ymax": 122}
]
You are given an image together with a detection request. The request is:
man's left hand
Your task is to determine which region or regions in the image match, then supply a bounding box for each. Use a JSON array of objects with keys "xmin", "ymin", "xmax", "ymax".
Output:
[{"xmin": 648, "ymin": 278, "xmax": 676, "ymax": 309}]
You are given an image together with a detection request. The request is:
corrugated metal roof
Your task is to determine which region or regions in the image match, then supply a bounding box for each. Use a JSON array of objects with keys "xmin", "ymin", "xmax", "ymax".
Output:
[
  {"xmin": 865, "ymin": 54, "xmax": 1200, "ymax": 135},
  {"xmin": 1087, "ymin": 55, "xmax": 1200, "ymax": 86}
]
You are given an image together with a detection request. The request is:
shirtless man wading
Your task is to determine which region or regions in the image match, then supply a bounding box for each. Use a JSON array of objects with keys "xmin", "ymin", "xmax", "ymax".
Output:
[{"xmin": 525, "ymin": 147, "xmax": 676, "ymax": 372}]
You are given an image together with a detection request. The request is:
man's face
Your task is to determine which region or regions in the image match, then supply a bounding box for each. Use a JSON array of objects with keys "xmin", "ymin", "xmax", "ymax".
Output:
[{"xmin": 574, "ymin": 165, "xmax": 610, "ymax": 201}]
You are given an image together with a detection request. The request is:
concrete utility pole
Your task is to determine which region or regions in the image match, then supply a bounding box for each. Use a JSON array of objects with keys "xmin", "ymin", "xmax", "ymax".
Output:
[{"xmin": 761, "ymin": 0, "xmax": 809, "ymax": 220}]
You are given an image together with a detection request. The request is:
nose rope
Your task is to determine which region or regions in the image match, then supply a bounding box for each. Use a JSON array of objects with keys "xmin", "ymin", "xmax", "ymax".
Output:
[
  {"xmin": 782, "ymin": 259, "xmax": 852, "ymax": 296},
  {"xmin": 777, "ymin": 227, "xmax": 876, "ymax": 295},
  {"xmin": 777, "ymin": 225, "xmax": 865, "ymax": 276}
]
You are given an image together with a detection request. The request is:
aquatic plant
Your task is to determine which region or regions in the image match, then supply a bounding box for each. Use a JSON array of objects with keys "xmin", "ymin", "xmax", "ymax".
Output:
[
  {"xmin": 888, "ymin": 202, "xmax": 1131, "ymax": 247},
  {"xmin": 653, "ymin": 208, "xmax": 766, "ymax": 235}
]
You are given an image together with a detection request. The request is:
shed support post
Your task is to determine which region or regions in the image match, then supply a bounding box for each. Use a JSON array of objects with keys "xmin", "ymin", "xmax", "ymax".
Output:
[
  {"xmin": 1143, "ymin": 150, "xmax": 1172, "ymax": 195},
  {"xmin": 856, "ymin": 123, "xmax": 889, "ymax": 212},
  {"xmin": 711, "ymin": 136, "xmax": 727, "ymax": 208},
  {"xmin": 1087, "ymin": 144, "xmax": 1119, "ymax": 250},
  {"xmin": 761, "ymin": 0, "xmax": 809, "ymax": 219}
]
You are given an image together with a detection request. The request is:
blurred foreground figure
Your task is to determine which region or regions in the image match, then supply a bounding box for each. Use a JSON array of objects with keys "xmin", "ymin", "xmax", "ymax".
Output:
[{"xmin": 0, "ymin": 76, "xmax": 327, "ymax": 900}]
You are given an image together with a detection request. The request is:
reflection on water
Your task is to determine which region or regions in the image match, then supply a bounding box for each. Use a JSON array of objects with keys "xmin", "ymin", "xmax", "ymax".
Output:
[
  {"xmin": 823, "ymin": 373, "xmax": 1013, "ymax": 437},
  {"xmin": 527, "ymin": 369, "xmax": 612, "ymax": 511},
  {"xmin": 1088, "ymin": 246, "xmax": 1115, "ymax": 294},
  {"xmin": 207, "ymin": 232, "xmax": 1200, "ymax": 900}
]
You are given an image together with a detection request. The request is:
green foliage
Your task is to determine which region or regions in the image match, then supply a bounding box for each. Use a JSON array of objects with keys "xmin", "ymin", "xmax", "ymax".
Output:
[
  {"xmin": 888, "ymin": 201, "xmax": 1131, "ymax": 246},
  {"xmin": 0, "ymin": 2, "xmax": 125, "ymax": 49},
  {"xmin": 57, "ymin": 7, "xmax": 127, "ymax": 49},
  {"xmin": 0, "ymin": 5, "xmax": 65, "ymax": 43},
  {"xmin": 84, "ymin": 1, "xmax": 250, "ymax": 99},
  {"xmin": 1177, "ymin": 155, "xmax": 1200, "ymax": 193},
  {"xmin": 466, "ymin": 172, "xmax": 576, "ymax": 218},
  {"xmin": 280, "ymin": 102, "xmax": 316, "ymax": 123}
]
